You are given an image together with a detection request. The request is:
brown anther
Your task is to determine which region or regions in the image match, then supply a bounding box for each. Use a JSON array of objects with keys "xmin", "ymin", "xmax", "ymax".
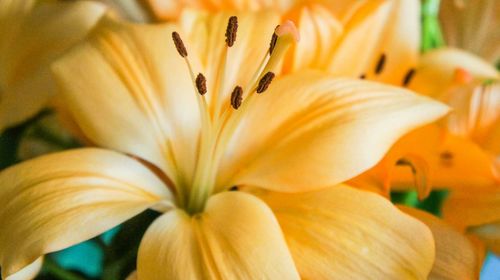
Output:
[
  {"xmin": 229, "ymin": 186, "xmax": 239, "ymax": 191},
  {"xmin": 359, "ymin": 74, "xmax": 366, "ymax": 79},
  {"xmin": 230, "ymin": 86, "xmax": 243, "ymax": 109},
  {"xmin": 172, "ymin": 32, "xmax": 187, "ymax": 57},
  {"xmin": 402, "ymin": 68, "xmax": 416, "ymax": 86},
  {"xmin": 269, "ymin": 26, "xmax": 279, "ymax": 55},
  {"xmin": 440, "ymin": 151, "xmax": 454, "ymax": 160},
  {"xmin": 375, "ymin": 53, "xmax": 386, "ymax": 74},
  {"xmin": 225, "ymin": 16, "xmax": 238, "ymax": 47},
  {"xmin": 195, "ymin": 73, "xmax": 207, "ymax": 95},
  {"xmin": 256, "ymin": 72, "xmax": 275, "ymax": 93}
]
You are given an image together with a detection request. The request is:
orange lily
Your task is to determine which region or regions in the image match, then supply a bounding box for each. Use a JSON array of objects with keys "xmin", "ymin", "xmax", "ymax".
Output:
[{"xmin": 0, "ymin": 11, "xmax": 448, "ymax": 279}]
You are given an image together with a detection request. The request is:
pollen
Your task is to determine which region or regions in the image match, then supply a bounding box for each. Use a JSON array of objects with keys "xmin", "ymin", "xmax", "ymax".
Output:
[
  {"xmin": 172, "ymin": 31, "xmax": 188, "ymax": 57},
  {"xmin": 402, "ymin": 68, "xmax": 416, "ymax": 86},
  {"xmin": 230, "ymin": 86, "xmax": 243, "ymax": 109},
  {"xmin": 256, "ymin": 72, "xmax": 275, "ymax": 93},
  {"xmin": 195, "ymin": 73, "xmax": 207, "ymax": 95},
  {"xmin": 225, "ymin": 16, "xmax": 238, "ymax": 47},
  {"xmin": 269, "ymin": 27, "xmax": 279, "ymax": 55},
  {"xmin": 375, "ymin": 53, "xmax": 386, "ymax": 74}
]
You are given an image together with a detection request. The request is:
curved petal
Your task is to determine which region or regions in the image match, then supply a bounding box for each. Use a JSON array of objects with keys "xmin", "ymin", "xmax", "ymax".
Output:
[
  {"xmin": 5, "ymin": 257, "xmax": 43, "ymax": 280},
  {"xmin": 137, "ymin": 191, "xmax": 299, "ymax": 279},
  {"xmin": 0, "ymin": 0, "xmax": 106, "ymax": 132},
  {"xmin": 356, "ymin": 125, "xmax": 499, "ymax": 192},
  {"xmin": 218, "ymin": 71, "xmax": 449, "ymax": 192},
  {"xmin": 0, "ymin": 148, "xmax": 172, "ymax": 279},
  {"xmin": 399, "ymin": 206, "xmax": 481, "ymax": 280},
  {"xmin": 325, "ymin": 0, "xmax": 420, "ymax": 85},
  {"xmin": 251, "ymin": 185, "xmax": 435, "ymax": 279},
  {"xmin": 409, "ymin": 48, "xmax": 499, "ymax": 97}
]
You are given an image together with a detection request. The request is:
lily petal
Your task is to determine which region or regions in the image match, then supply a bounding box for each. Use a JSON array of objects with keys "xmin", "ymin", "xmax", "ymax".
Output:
[
  {"xmin": 326, "ymin": 0, "xmax": 420, "ymax": 85},
  {"xmin": 145, "ymin": 0, "xmax": 290, "ymax": 21},
  {"xmin": 410, "ymin": 48, "xmax": 499, "ymax": 97},
  {"xmin": 443, "ymin": 188, "xmax": 500, "ymax": 230},
  {"xmin": 52, "ymin": 17, "xmax": 200, "ymax": 186},
  {"xmin": 218, "ymin": 71, "xmax": 448, "ymax": 192},
  {"xmin": 253, "ymin": 185, "xmax": 435, "ymax": 279},
  {"xmin": 5, "ymin": 258, "xmax": 43, "ymax": 280},
  {"xmin": 0, "ymin": 148, "xmax": 171, "ymax": 279},
  {"xmin": 357, "ymin": 125, "xmax": 499, "ymax": 192},
  {"xmin": 399, "ymin": 206, "xmax": 481, "ymax": 280},
  {"xmin": 0, "ymin": 0, "xmax": 106, "ymax": 132},
  {"xmin": 282, "ymin": 2, "xmax": 343, "ymax": 73},
  {"xmin": 137, "ymin": 191, "xmax": 299, "ymax": 279}
]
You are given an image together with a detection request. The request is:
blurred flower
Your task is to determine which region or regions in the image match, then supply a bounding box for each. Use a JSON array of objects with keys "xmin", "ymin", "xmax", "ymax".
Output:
[
  {"xmin": 0, "ymin": 11, "xmax": 448, "ymax": 279},
  {"xmin": 0, "ymin": 0, "xmax": 106, "ymax": 133},
  {"xmin": 440, "ymin": 0, "xmax": 500, "ymax": 64}
]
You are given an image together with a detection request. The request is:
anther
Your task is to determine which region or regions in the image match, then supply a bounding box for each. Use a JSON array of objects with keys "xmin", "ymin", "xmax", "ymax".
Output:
[
  {"xmin": 359, "ymin": 74, "xmax": 366, "ymax": 79},
  {"xmin": 225, "ymin": 16, "xmax": 238, "ymax": 47},
  {"xmin": 440, "ymin": 151, "xmax": 454, "ymax": 160},
  {"xmin": 375, "ymin": 53, "xmax": 386, "ymax": 74},
  {"xmin": 229, "ymin": 186, "xmax": 239, "ymax": 191},
  {"xmin": 195, "ymin": 73, "xmax": 207, "ymax": 95},
  {"xmin": 269, "ymin": 26, "xmax": 279, "ymax": 55},
  {"xmin": 402, "ymin": 68, "xmax": 416, "ymax": 86},
  {"xmin": 230, "ymin": 86, "xmax": 243, "ymax": 109},
  {"xmin": 256, "ymin": 72, "xmax": 275, "ymax": 93},
  {"xmin": 172, "ymin": 32, "xmax": 187, "ymax": 57}
]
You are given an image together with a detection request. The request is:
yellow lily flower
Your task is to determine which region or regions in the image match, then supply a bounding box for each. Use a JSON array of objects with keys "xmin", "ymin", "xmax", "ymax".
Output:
[
  {"xmin": 440, "ymin": 0, "xmax": 500, "ymax": 63},
  {"xmin": 0, "ymin": 0, "xmax": 106, "ymax": 133},
  {"xmin": 0, "ymin": 11, "xmax": 449, "ymax": 279}
]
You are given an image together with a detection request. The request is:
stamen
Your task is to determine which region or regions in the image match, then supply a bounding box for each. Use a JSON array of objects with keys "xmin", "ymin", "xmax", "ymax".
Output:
[
  {"xmin": 230, "ymin": 86, "xmax": 243, "ymax": 109},
  {"xmin": 256, "ymin": 72, "xmax": 275, "ymax": 93},
  {"xmin": 172, "ymin": 32, "xmax": 187, "ymax": 57},
  {"xmin": 225, "ymin": 16, "xmax": 238, "ymax": 47},
  {"xmin": 359, "ymin": 74, "xmax": 366, "ymax": 79},
  {"xmin": 375, "ymin": 53, "xmax": 386, "ymax": 74},
  {"xmin": 402, "ymin": 68, "xmax": 416, "ymax": 86},
  {"xmin": 195, "ymin": 73, "xmax": 207, "ymax": 95},
  {"xmin": 269, "ymin": 27, "xmax": 279, "ymax": 55},
  {"xmin": 440, "ymin": 151, "xmax": 454, "ymax": 160},
  {"xmin": 229, "ymin": 186, "xmax": 239, "ymax": 191}
]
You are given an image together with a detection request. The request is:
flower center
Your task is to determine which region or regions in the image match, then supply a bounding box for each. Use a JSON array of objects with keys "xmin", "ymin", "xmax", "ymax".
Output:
[{"xmin": 171, "ymin": 16, "xmax": 298, "ymax": 214}]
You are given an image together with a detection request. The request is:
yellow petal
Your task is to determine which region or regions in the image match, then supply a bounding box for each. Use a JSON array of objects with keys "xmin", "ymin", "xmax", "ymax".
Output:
[
  {"xmin": 399, "ymin": 206, "xmax": 481, "ymax": 280},
  {"xmin": 5, "ymin": 257, "xmax": 43, "ymax": 280},
  {"xmin": 282, "ymin": 2, "xmax": 343, "ymax": 73},
  {"xmin": 137, "ymin": 191, "xmax": 299, "ymax": 279},
  {"xmin": 0, "ymin": 148, "xmax": 172, "ymax": 279},
  {"xmin": 410, "ymin": 48, "xmax": 500, "ymax": 97},
  {"xmin": 218, "ymin": 71, "xmax": 448, "ymax": 192},
  {"xmin": 52, "ymin": 17, "xmax": 201, "ymax": 187},
  {"xmin": 252, "ymin": 185, "xmax": 435, "ymax": 279},
  {"xmin": 0, "ymin": 0, "xmax": 106, "ymax": 132},
  {"xmin": 326, "ymin": 0, "xmax": 420, "ymax": 85}
]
